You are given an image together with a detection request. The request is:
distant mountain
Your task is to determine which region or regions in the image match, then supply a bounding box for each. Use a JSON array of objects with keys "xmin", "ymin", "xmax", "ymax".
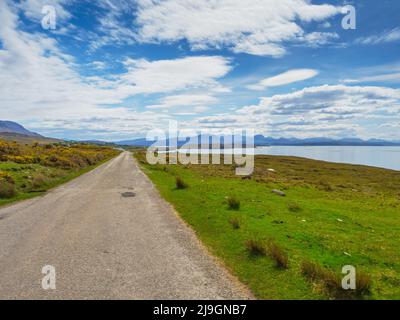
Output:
[
  {"xmin": 0, "ymin": 120, "xmax": 59, "ymax": 143},
  {"xmin": 254, "ymin": 135, "xmax": 400, "ymax": 146},
  {"xmin": 116, "ymin": 134, "xmax": 400, "ymax": 147},
  {"xmin": 117, "ymin": 138, "xmax": 154, "ymax": 147},
  {"xmin": 0, "ymin": 120, "xmax": 41, "ymax": 137}
]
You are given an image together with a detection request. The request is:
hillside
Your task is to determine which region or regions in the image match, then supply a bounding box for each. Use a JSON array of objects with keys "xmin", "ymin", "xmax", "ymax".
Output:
[{"xmin": 0, "ymin": 121, "xmax": 58, "ymax": 143}]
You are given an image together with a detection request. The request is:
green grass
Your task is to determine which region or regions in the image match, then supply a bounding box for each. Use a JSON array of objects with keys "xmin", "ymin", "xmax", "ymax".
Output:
[
  {"xmin": 135, "ymin": 151, "xmax": 400, "ymax": 300},
  {"xmin": 0, "ymin": 157, "xmax": 115, "ymax": 207}
]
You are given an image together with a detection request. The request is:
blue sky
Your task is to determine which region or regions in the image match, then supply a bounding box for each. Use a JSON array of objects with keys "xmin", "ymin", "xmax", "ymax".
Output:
[{"xmin": 0, "ymin": 0, "xmax": 400, "ymax": 141}]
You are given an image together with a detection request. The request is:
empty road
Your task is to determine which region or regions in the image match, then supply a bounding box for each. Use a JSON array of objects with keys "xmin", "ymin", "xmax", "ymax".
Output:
[{"xmin": 0, "ymin": 152, "xmax": 251, "ymax": 299}]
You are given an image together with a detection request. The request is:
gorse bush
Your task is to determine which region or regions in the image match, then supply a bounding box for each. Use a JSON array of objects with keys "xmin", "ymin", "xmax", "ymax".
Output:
[
  {"xmin": 0, "ymin": 171, "xmax": 15, "ymax": 184},
  {"xmin": 227, "ymin": 196, "xmax": 240, "ymax": 210},
  {"xmin": 0, "ymin": 140, "xmax": 119, "ymax": 170},
  {"xmin": 0, "ymin": 139, "xmax": 119, "ymax": 201}
]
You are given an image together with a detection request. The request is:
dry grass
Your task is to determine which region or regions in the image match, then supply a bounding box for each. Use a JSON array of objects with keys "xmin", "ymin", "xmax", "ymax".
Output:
[
  {"xmin": 267, "ymin": 241, "xmax": 289, "ymax": 269},
  {"xmin": 354, "ymin": 271, "xmax": 372, "ymax": 297},
  {"xmin": 228, "ymin": 217, "xmax": 240, "ymax": 229},
  {"xmin": 287, "ymin": 202, "xmax": 301, "ymax": 212},
  {"xmin": 245, "ymin": 239, "xmax": 266, "ymax": 256},
  {"xmin": 301, "ymin": 260, "xmax": 372, "ymax": 299},
  {"xmin": 31, "ymin": 173, "xmax": 49, "ymax": 189},
  {"xmin": 227, "ymin": 196, "xmax": 240, "ymax": 210}
]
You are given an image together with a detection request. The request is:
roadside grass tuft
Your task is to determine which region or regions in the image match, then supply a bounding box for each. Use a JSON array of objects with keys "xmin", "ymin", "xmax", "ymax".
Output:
[
  {"xmin": 245, "ymin": 239, "xmax": 266, "ymax": 256},
  {"xmin": 227, "ymin": 196, "xmax": 240, "ymax": 210},
  {"xmin": 318, "ymin": 180, "xmax": 333, "ymax": 192},
  {"xmin": 228, "ymin": 217, "xmax": 240, "ymax": 229},
  {"xmin": 301, "ymin": 260, "xmax": 372, "ymax": 299},
  {"xmin": 288, "ymin": 201, "xmax": 302, "ymax": 212},
  {"xmin": 0, "ymin": 181, "xmax": 17, "ymax": 198},
  {"xmin": 267, "ymin": 240, "xmax": 289, "ymax": 269},
  {"xmin": 354, "ymin": 271, "xmax": 372, "ymax": 297},
  {"xmin": 175, "ymin": 176, "xmax": 188, "ymax": 189},
  {"xmin": 31, "ymin": 173, "xmax": 49, "ymax": 190}
]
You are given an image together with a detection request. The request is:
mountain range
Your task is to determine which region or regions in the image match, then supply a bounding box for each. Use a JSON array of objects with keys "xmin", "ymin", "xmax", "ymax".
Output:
[
  {"xmin": 116, "ymin": 135, "xmax": 400, "ymax": 147},
  {"xmin": 1, "ymin": 120, "xmax": 400, "ymax": 146}
]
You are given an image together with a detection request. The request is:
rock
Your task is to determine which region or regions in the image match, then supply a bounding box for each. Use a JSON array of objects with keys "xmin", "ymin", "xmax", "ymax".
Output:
[
  {"xmin": 271, "ymin": 189, "xmax": 286, "ymax": 197},
  {"xmin": 267, "ymin": 168, "xmax": 276, "ymax": 172}
]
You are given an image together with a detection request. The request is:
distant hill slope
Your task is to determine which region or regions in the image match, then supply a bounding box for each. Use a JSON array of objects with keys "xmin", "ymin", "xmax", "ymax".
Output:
[
  {"xmin": 0, "ymin": 120, "xmax": 59, "ymax": 143},
  {"xmin": 0, "ymin": 120, "xmax": 41, "ymax": 137},
  {"xmin": 0, "ymin": 132, "xmax": 60, "ymax": 144}
]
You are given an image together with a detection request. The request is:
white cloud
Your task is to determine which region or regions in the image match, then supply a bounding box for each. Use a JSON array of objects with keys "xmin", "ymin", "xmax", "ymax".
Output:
[
  {"xmin": 0, "ymin": 1, "xmax": 232, "ymax": 138},
  {"xmin": 297, "ymin": 32, "xmax": 339, "ymax": 47},
  {"xmin": 89, "ymin": 61, "xmax": 107, "ymax": 70},
  {"xmin": 342, "ymin": 72, "xmax": 400, "ymax": 84},
  {"xmin": 191, "ymin": 85, "xmax": 400, "ymax": 139},
  {"xmin": 16, "ymin": 0, "xmax": 72, "ymax": 22},
  {"xmin": 117, "ymin": 56, "xmax": 232, "ymax": 95},
  {"xmin": 146, "ymin": 94, "xmax": 218, "ymax": 110},
  {"xmin": 135, "ymin": 0, "xmax": 341, "ymax": 57},
  {"xmin": 247, "ymin": 69, "xmax": 319, "ymax": 90},
  {"xmin": 252, "ymin": 85, "xmax": 400, "ymax": 116},
  {"xmin": 355, "ymin": 27, "xmax": 400, "ymax": 45},
  {"xmin": 88, "ymin": 0, "xmax": 137, "ymax": 50}
]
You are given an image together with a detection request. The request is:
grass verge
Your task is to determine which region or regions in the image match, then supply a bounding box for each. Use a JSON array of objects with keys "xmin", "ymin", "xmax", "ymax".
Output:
[{"xmin": 134, "ymin": 151, "xmax": 400, "ymax": 299}]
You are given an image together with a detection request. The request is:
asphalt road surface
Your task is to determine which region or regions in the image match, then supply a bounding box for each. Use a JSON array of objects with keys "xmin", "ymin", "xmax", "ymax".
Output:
[{"xmin": 0, "ymin": 152, "xmax": 251, "ymax": 299}]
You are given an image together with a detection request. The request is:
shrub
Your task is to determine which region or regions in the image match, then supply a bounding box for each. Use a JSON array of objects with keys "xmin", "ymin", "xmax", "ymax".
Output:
[
  {"xmin": 227, "ymin": 196, "xmax": 240, "ymax": 210},
  {"xmin": 267, "ymin": 241, "xmax": 289, "ymax": 269},
  {"xmin": 245, "ymin": 239, "xmax": 266, "ymax": 256},
  {"xmin": 175, "ymin": 176, "xmax": 188, "ymax": 189},
  {"xmin": 0, "ymin": 181, "xmax": 17, "ymax": 199},
  {"xmin": 229, "ymin": 217, "xmax": 240, "ymax": 229},
  {"xmin": 0, "ymin": 171, "xmax": 15, "ymax": 184},
  {"xmin": 31, "ymin": 173, "xmax": 49, "ymax": 189}
]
